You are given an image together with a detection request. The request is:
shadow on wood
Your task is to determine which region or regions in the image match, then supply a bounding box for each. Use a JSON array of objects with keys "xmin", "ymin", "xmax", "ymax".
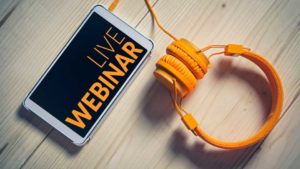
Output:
[
  {"xmin": 213, "ymin": 58, "xmax": 272, "ymax": 122},
  {"xmin": 141, "ymin": 78, "xmax": 176, "ymax": 126},
  {"xmin": 140, "ymin": 57, "xmax": 271, "ymax": 168},
  {"xmin": 168, "ymin": 58, "xmax": 272, "ymax": 168},
  {"xmin": 169, "ymin": 128, "xmax": 254, "ymax": 169},
  {"xmin": 17, "ymin": 105, "xmax": 82, "ymax": 156}
]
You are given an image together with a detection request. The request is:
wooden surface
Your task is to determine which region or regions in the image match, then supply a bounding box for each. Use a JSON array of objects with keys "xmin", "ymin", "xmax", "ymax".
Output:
[{"xmin": 0, "ymin": 0, "xmax": 299, "ymax": 168}]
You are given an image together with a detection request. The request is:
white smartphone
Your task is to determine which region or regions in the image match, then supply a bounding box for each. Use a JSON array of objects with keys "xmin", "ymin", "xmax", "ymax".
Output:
[{"xmin": 23, "ymin": 5, "xmax": 153, "ymax": 146}]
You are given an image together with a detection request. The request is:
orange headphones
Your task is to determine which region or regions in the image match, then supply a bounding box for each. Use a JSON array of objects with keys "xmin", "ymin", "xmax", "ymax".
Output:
[
  {"xmin": 154, "ymin": 41, "xmax": 283, "ymax": 149},
  {"xmin": 109, "ymin": 0, "xmax": 284, "ymax": 149},
  {"xmin": 144, "ymin": 0, "xmax": 284, "ymax": 149}
]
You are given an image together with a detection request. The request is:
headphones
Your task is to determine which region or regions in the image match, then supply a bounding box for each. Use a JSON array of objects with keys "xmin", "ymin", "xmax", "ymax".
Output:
[
  {"xmin": 144, "ymin": 0, "xmax": 284, "ymax": 149},
  {"xmin": 108, "ymin": 0, "xmax": 284, "ymax": 149},
  {"xmin": 154, "ymin": 40, "xmax": 283, "ymax": 149}
]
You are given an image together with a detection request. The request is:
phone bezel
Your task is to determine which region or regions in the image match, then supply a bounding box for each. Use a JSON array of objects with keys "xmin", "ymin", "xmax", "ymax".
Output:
[{"xmin": 23, "ymin": 5, "xmax": 153, "ymax": 145}]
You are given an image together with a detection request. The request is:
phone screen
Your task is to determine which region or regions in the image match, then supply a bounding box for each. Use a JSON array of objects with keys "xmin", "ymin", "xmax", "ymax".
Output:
[{"xmin": 30, "ymin": 11, "xmax": 147, "ymax": 137}]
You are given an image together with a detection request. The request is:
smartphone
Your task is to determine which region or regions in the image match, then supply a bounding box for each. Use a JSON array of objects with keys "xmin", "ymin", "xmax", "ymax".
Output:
[{"xmin": 23, "ymin": 5, "xmax": 153, "ymax": 145}]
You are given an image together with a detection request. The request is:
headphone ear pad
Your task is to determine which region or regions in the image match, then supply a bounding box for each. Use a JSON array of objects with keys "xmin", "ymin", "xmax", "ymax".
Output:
[
  {"xmin": 167, "ymin": 39, "xmax": 209, "ymax": 79},
  {"xmin": 154, "ymin": 55, "xmax": 197, "ymax": 97}
]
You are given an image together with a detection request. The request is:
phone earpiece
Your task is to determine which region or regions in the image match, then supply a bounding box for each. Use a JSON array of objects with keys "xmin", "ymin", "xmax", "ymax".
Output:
[{"xmin": 154, "ymin": 39, "xmax": 209, "ymax": 97}]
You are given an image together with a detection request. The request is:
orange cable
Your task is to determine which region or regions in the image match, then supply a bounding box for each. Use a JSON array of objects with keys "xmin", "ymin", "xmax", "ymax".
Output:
[
  {"xmin": 145, "ymin": 0, "xmax": 178, "ymax": 41},
  {"xmin": 108, "ymin": 0, "xmax": 119, "ymax": 11}
]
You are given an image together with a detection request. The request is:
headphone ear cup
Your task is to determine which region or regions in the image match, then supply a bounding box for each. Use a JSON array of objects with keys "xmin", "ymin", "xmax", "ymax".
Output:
[
  {"xmin": 154, "ymin": 55, "xmax": 197, "ymax": 97},
  {"xmin": 154, "ymin": 69, "xmax": 187, "ymax": 97},
  {"xmin": 167, "ymin": 39, "xmax": 209, "ymax": 79}
]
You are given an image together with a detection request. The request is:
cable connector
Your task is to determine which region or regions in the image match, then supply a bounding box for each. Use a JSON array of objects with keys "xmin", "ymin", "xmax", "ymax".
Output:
[
  {"xmin": 181, "ymin": 113, "xmax": 198, "ymax": 131},
  {"xmin": 224, "ymin": 44, "xmax": 244, "ymax": 56},
  {"xmin": 108, "ymin": 0, "xmax": 119, "ymax": 11}
]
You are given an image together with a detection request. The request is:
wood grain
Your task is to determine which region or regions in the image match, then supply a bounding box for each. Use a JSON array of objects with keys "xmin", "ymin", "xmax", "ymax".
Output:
[{"xmin": 0, "ymin": 0, "xmax": 299, "ymax": 168}]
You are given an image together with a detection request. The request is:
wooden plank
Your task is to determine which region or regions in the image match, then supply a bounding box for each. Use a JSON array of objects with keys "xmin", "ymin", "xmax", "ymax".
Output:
[
  {"xmin": 0, "ymin": 0, "xmax": 299, "ymax": 168},
  {"xmin": 0, "ymin": 0, "xmax": 157, "ymax": 168},
  {"xmin": 127, "ymin": 0, "xmax": 300, "ymax": 168},
  {"xmin": 245, "ymin": 94, "xmax": 300, "ymax": 169},
  {"xmin": 0, "ymin": 0, "xmax": 107, "ymax": 168},
  {"xmin": 245, "ymin": 23, "xmax": 300, "ymax": 169},
  {"xmin": 0, "ymin": 0, "xmax": 20, "ymax": 25},
  {"xmin": 20, "ymin": 0, "xmax": 300, "ymax": 169}
]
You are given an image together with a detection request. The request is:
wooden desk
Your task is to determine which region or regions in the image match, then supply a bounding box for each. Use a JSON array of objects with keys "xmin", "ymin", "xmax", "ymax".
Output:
[{"xmin": 0, "ymin": 0, "xmax": 299, "ymax": 168}]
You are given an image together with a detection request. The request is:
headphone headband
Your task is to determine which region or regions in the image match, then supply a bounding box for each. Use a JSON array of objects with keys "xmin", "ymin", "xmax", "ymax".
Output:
[
  {"xmin": 107, "ymin": 0, "xmax": 284, "ymax": 150},
  {"xmin": 178, "ymin": 44, "xmax": 284, "ymax": 149},
  {"xmin": 143, "ymin": 0, "xmax": 284, "ymax": 149}
]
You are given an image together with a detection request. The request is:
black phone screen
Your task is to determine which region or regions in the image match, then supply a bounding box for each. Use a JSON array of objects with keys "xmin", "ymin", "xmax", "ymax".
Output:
[{"xmin": 30, "ymin": 11, "xmax": 147, "ymax": 137}]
